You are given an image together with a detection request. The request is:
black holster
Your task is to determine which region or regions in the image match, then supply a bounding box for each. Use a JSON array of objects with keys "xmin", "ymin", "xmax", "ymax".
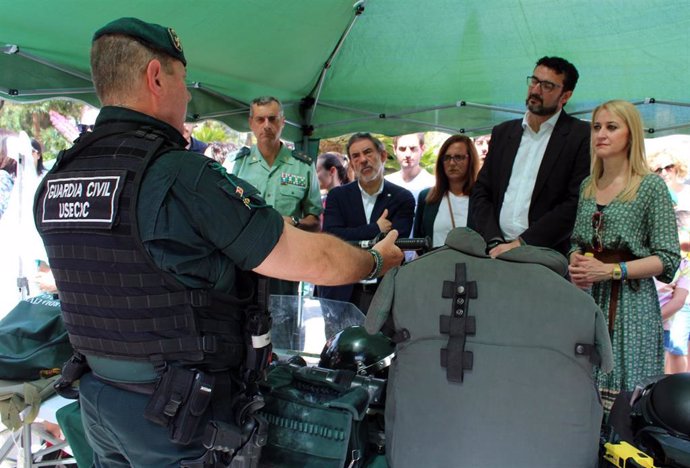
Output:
[
  {"xmin": 179, "ymin": 416, "xmax": 267, "ymax": 468},
  {"xmin": 54, "ymin": 352, "xmax": 90, "ymax": 400},
  {"xmin": 144, "ymin": 367, "xmax": 215, "ymax": 445}
]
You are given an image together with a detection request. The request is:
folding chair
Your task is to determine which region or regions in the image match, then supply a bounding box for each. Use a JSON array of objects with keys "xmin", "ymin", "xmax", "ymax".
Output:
[{"xmin": 0, "ymin": 378, "xmax": 77, "ymax": 467}]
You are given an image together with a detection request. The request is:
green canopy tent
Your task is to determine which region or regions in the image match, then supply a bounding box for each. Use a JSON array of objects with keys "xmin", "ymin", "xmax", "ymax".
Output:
[{"xmin": 1, "ymin": 0, "xmax": 689, "ymax": 153}]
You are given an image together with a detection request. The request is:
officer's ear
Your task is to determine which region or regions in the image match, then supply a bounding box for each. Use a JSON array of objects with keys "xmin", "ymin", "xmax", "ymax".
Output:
[{"xmin": 145, "ymin": 59, "xmax": 164, "ymax": 96}]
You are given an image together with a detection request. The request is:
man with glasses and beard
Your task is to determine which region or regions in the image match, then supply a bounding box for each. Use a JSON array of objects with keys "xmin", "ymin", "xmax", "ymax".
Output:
[{"xmin": 468, "ymin": 56, "xmax": 590, "ymax": 258}]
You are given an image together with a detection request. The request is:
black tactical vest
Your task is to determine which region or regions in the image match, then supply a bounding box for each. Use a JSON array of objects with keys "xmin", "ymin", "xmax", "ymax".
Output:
[{"xmin": 34, "ymin": 123, "xmax": 249, "ymax": 371}]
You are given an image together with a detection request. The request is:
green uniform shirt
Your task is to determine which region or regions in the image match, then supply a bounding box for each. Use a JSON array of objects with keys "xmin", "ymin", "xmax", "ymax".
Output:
[
  {"xmin": 95, "ymin": 107, "xmax": 284, "ymax": 296},
  {"xmin": 231, "ymin": 144, "xmax": 323, "ymax": 219}
]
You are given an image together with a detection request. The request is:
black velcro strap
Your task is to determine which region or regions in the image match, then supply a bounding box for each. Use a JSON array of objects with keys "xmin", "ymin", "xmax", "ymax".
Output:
[
  {"xmin": 197, "ymin": 318, "xmax": 243, "ymax": 335},
  {"xmin": 69, "ymin": 334, "xmax": 219, "ymax": 359},
  {"xmin": 46, "ymin": 244, "xmax": 148, "ymax": 264},
  {"xmin": 255, "ymin": 276, "xmax": 270, "ymax": 315},
  {"xmin": 93, "ymin": 374, "xmax": 157, "ymax": 395},
  {"xmin": 59, "ymin": 290, "xmax": 192, "ymax": 309},
  {"xmin": 52, "ymin": 268, "xmax": 166, "ymax": 288},
  {"xmin": 574, "ymin": 343, "xmax": 601, "ymax": 366},
  {"xmin": 439, "ymin": 263, "xmax": 477, "ymax": 383},
  {"xmin": 62, "ymin": 310, "xmax": 192, "ymax": 333}
]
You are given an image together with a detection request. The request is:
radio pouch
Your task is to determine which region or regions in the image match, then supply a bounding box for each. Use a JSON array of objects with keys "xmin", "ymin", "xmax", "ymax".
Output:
[
  {"xmin": 144, "ymin": 367, "xmax": 215, "ymax": 445},
  {"xmin": 258, "ymin": 363, "xmax": 371, "ymax": 468}
]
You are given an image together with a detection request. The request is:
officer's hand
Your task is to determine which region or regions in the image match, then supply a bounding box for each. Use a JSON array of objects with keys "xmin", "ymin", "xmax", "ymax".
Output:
[
  {"xmin": 376, "ymin": 208, "xmax": 392, "ymax": 234},
  {"xmin": 372, "ymin": 229, "xmax": 404, "ymax": 276}
]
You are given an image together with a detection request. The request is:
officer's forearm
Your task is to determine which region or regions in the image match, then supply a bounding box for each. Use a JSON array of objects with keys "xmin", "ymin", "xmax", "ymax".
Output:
[{"xmin": 254, "ymin": 225, "xmax": 377, "ymax": 285}]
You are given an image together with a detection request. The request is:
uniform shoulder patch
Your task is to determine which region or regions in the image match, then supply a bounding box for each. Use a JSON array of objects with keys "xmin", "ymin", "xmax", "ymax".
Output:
[
  {"xmin": 207, "ymin": 161, "xmax": 267, "ymax": 210},
  {"xmin": 291, "ymin": 150, "xmax": 313, "ymax": 165},
  {"xmin": 233, "ymin": 146, "xmax": 251, "ymax": 160}
]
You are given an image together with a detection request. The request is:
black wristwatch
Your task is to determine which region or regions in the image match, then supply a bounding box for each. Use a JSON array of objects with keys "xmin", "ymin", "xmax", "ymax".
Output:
[{"xmin": 290, "ymin": 216, "xmax": 300, "ymax": 228}]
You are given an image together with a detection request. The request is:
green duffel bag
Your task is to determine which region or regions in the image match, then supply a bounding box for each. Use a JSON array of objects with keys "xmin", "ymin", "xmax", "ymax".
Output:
[
  {"xmin": 258, "ymin": 363, "xmax": 374, "ymax": 468},
  {"xmin": 0, "ymin": 294, "xmax": 73, "ymax": 381}
]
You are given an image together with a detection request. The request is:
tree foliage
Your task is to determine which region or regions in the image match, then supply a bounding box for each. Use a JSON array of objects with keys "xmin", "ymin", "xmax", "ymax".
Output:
[{"xmin": 0, "ymin": 99, "xmax": 84, "ymax": 160}]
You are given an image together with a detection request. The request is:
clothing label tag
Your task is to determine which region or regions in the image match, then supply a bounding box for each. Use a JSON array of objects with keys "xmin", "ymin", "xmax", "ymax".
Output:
[{"xmin": 40, "ymin": 171, "xmax": 126, "ymax": 229}]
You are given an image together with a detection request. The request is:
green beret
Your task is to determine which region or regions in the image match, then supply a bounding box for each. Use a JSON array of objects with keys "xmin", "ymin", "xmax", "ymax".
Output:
[{"xmin": 93, "ymin": 17, "xmax": 186, "ymax": 66}]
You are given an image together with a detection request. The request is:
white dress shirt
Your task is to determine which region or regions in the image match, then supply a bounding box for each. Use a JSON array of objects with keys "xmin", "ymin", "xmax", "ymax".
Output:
[
  {"xmin": 359, "ymin": 179, "xmax": 384, "ymax": 223},
  {"xmin": 358, "ymin": 179, "xmax": 384, "ymax": 283},
  {"xmin": 499, "ymin": 110, "xmax": 561, "ymax": 240}
]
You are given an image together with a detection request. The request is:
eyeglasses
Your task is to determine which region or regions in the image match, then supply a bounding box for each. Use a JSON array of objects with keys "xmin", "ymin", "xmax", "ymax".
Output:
[
  {"xmin": 442, "ymin": 154, "xmax": 469, "ymax": 164},
  {"xmin": 77, "ymin": 123, "xmax": 95, "ymax": 134},
  {"xmin": 526, "ymin": 75, "xmax": 562, "ymax": 92},
  {"xmin": 654, "ymin": 164, "xmax": 675, "ymax": 174},
  {"xmin": 591, "ymin": 211, "xmax": 604, "ymax": 252}
]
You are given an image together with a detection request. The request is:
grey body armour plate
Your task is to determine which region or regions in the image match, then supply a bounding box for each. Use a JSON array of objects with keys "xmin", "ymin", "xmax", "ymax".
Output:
[{"xmin": 366, "ymin": 228, "xmax": 613, "ymax": 468}]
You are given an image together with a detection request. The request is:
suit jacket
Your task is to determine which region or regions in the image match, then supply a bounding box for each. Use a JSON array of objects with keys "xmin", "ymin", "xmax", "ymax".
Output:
[
  {"xmin": 413, "ymin": 187, "xmax": 439, "ymax": 239},
  {"xmin": 319, "ymin": 179, "xmax": 415, "ymax": 303},
  {"xmin": 467, "ymin": 110, "xmax": 590, "ymax": 255}
]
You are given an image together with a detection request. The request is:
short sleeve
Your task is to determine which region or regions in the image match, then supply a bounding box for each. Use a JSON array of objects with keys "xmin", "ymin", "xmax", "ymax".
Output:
[{"xmin": 201, "ymin": 162, "xmax": 284, "ymax": 270}]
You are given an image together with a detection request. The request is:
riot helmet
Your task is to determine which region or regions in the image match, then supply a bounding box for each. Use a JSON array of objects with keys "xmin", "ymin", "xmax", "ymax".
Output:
[
  {"xmin": 319, "ymin": 326, "xmax": 395, "ymax": 378},
  {"xmin": 634, "ymin": 373, "xmax": 690, "ymax": 438}
]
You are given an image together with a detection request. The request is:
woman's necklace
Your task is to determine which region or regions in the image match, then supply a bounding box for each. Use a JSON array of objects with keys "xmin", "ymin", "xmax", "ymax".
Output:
[{"xmin": 446, "ymin": 193, "xmax": 456, "ymax": 228}]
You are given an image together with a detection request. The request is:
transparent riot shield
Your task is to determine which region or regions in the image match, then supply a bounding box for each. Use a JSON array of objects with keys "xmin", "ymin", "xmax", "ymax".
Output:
[{"xmin": 269, "ymin": 295, "xmax": 365, "ymax": 362}]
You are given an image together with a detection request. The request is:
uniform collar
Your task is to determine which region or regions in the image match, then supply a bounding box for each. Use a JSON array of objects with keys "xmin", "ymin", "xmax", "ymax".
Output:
[
  {"xmin": 250, "ymin": 143, "xmax": 293, "ymax": 166},
  {"xmin": 95, "ymin": 106, "xmax": 188, "ymax": 148}
]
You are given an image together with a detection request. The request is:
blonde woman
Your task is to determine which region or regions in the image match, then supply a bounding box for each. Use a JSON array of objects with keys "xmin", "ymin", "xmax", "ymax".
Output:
[
  {"xmin": 568, "ymin": 100, "xmax": 680, "ymax": 413},
  {"xmin": 649, "ymin": 148, "xmax": 690, "ymax": 210}
]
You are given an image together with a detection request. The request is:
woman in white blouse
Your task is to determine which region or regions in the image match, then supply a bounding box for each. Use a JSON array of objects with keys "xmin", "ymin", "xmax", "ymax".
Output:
[{"xmin": 414, "ymin": 135, "xmax": 480, "ymax": 247}]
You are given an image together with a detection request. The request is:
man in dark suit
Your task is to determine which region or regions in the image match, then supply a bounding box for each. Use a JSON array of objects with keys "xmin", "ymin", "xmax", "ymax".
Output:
[
  {"xmin": 468, "ymin": 56, "xmax": 590, "ymax": 258},
  {"xmin": 320, "ymin": 132, "xmax": 415, "ymax": 313}
]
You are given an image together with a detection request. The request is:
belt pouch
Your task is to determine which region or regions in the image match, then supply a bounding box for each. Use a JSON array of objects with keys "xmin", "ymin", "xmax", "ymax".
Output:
[
  {"xmin": 170, "ymin": 371, "xmax": 216, "ymax": 445},
  {"xmin": 144, "ymin": 367, "xmax": 195, "ymax": 427}
]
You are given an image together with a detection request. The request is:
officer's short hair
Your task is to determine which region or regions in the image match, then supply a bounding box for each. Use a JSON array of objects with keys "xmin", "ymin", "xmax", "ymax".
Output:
[
  {"xmin": 346, "ymin": 132, "xmax": 385, "ymax": 156},
  {"xmin": 249, "ymin": 96, "xmax": 283, "ymax": 117},
  {"xmin": 91, "ymin": 35, "xmax": 174, "ymax": 104},
  {"xmin": 91, "ymin": 18, "xmax": 183, "ymax": 105}
]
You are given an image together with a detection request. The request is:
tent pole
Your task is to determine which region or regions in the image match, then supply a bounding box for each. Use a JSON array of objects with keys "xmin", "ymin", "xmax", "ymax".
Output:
[
  {"xmin": 645, "ymin": 122, "xmax": 690, "ymax": 134},
  {"xmin": 648, "ymin": 99, "xmax": 690, "ymax": 108},
  {"xmin": 316, "ymin": 99, "xmax": 526, "ymax": 120},
  {"xmin": 3, "ymin": 45, "xmax": 92, "ymax": 82},
  {"xmin": 189, "ymin": 82, "xmax": 250, "ymax": 112},
  {"xmin": 314, "ymin": 115, "xmax": 494, "ymax": 136},
  {"xmin": 1, "ymin": 87, "xmax": 94, "ymax": 98},
  {"xmin": 300, "ymin": 0, "xmax": 368, "ymax": 152}
]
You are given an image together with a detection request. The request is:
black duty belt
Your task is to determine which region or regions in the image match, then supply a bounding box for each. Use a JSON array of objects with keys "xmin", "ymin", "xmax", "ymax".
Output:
[{"xmin": 92, "ymin": 372, "xmax": 157, "ymax": 395}]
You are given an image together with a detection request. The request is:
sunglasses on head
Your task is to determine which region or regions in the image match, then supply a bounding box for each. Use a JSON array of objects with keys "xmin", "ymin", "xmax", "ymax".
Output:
[
  {"xmin": 654, "ymin": 164, "xmax": 675, "ymax": 174},
  {"xmin": 591, "ymin": 211, "xmax": 604, "ymax": 252},
  {"xmin": 77, "ymin": 123, "xmax": 95, "ymax": 134}
]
